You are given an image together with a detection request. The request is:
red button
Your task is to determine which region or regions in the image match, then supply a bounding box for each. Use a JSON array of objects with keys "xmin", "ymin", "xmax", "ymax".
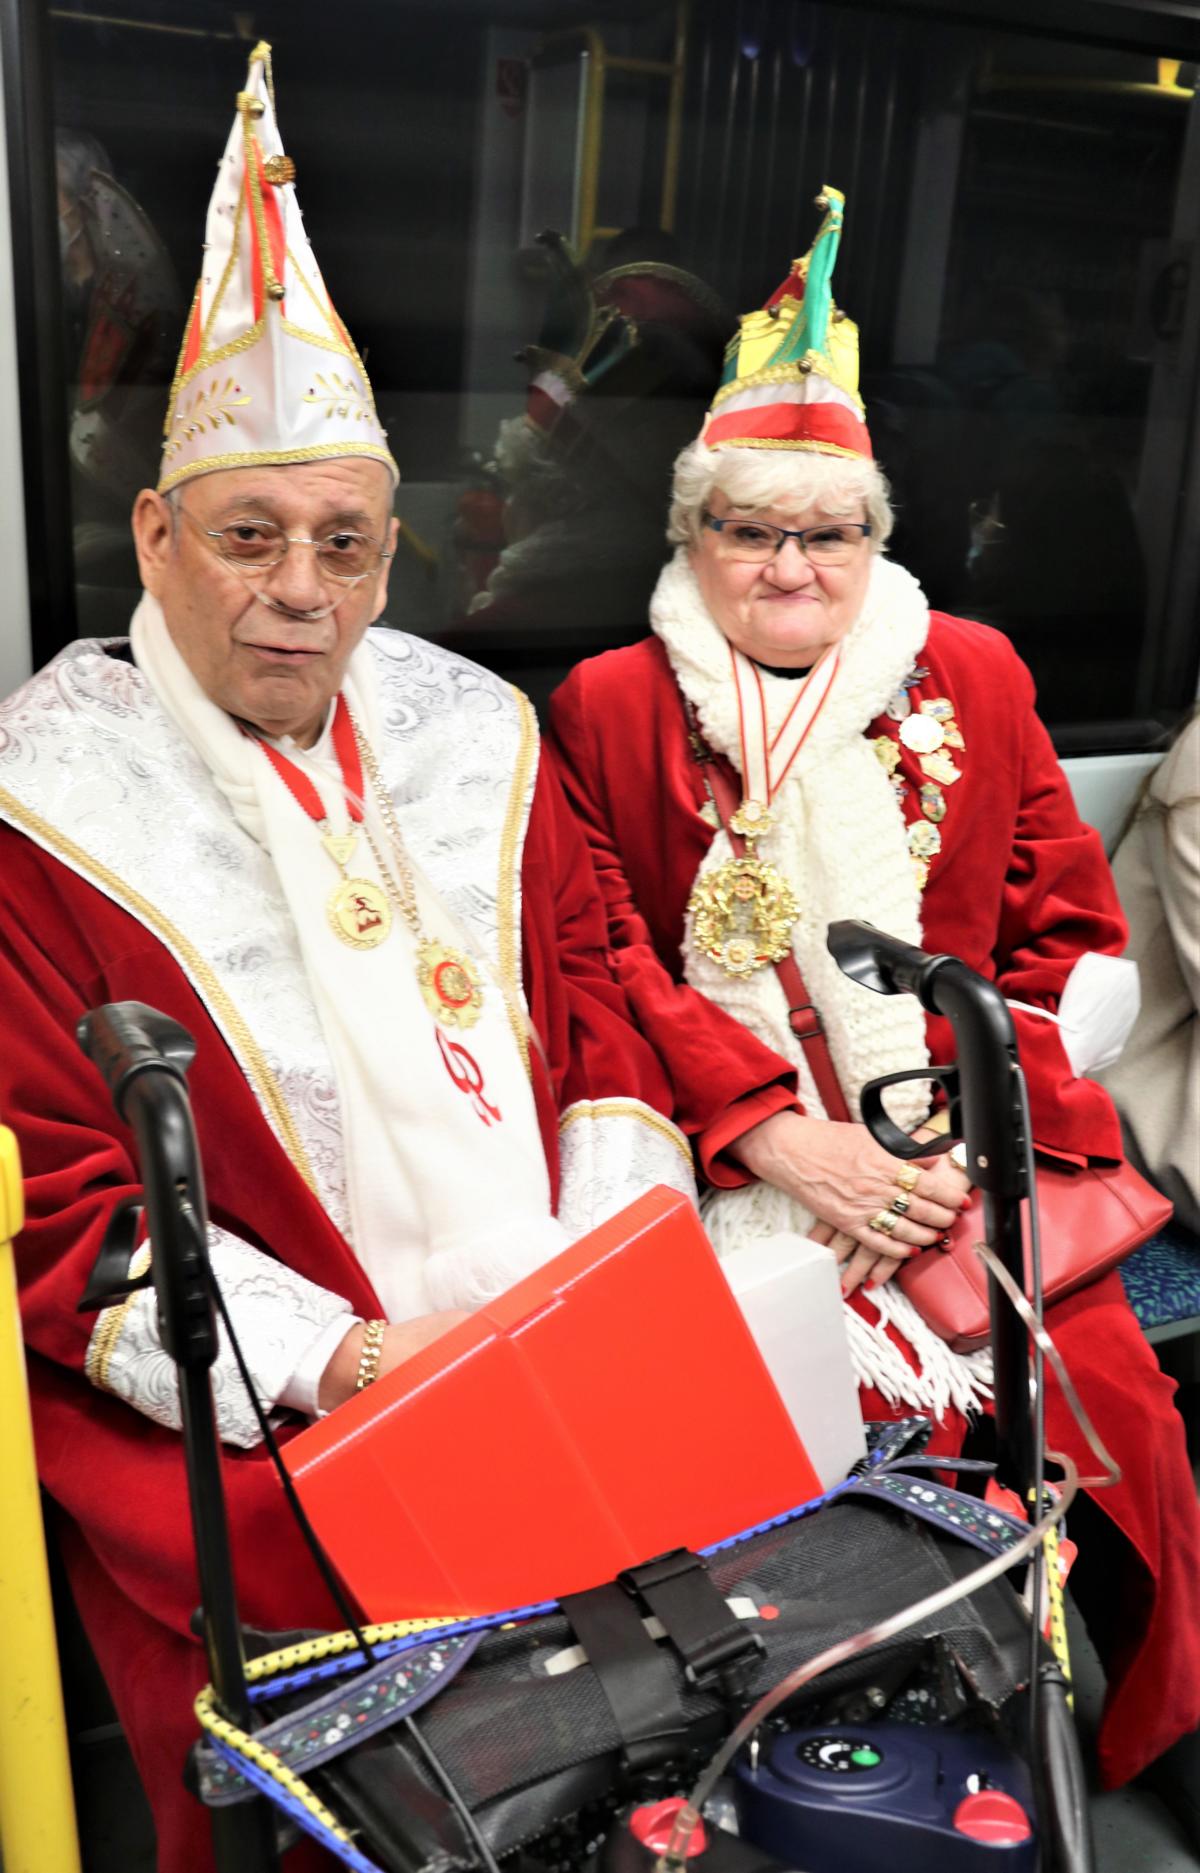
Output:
[
  {"xmin": 953, "ymin": 1789, "xmax": 1033, "ymax": 1844},
  {"xmin": 629, "ymin": 1799, "xmax": 708, "ymax": 1858}
]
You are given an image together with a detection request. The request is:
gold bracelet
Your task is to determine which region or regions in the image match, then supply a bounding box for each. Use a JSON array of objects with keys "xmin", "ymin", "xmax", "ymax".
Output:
[{"xmin": 355, "ymin": 1319, "xmax": 386, "ymax": 1391}]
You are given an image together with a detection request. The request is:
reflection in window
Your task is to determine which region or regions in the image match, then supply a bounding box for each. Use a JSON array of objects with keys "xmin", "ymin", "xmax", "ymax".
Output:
[{"xmin": 44, "ymin": 1, "xmax": 1200, "ymax": 747}]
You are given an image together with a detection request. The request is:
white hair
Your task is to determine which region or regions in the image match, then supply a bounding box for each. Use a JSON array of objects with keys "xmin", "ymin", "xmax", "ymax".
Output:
[{"xmin": 667, "ymin": 437, "xmax": 894, "ymax": 551}]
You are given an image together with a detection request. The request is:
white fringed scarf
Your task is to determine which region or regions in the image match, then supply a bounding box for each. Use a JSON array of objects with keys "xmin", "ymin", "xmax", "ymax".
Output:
[{"xmin": 652, "ymin": 548, "xmax": 992, "ymax": 1419}]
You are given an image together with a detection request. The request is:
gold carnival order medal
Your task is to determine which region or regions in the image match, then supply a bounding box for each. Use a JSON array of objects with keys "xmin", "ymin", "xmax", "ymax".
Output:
[
  {"xmin": 689, "ymin": 856, "xmax": 799, "ymax": 979},
  {"xmin": 872, "ymin": 734, "xmax": 901, "ymax": 776},
  {"xmin": 418, "ymin": 940, "xmax": 485, "ymax": 1029},
  {"xmin": 730, "ymin": 798, "xmax": 773, "ymax": 840},
  {"xmin": 899, "ymin": 712, "xmax": 944, "ymax": 756},
  {"xmin": 907, "ymin": 818, "xmax": 942, "ymax": 861},
  {"xmin": 920, "ymin": 747, "xmax": 961, "ymax": 787},
  {"xmin": 919, "ymin": 781, "xmax": 946, "ymax": 823},
  {"xmin": 328, "ymin": 877, "xmax": 393, "ymax": 950}
]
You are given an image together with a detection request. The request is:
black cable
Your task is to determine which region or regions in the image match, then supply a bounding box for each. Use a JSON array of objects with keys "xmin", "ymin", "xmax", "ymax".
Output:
[
  {"xmin": 207, "ymin": 1273, "xmax": 379, "ymax": 1665},
  {"xmin": 207, "ymin": 1273, "xmax": 503, "ymax": 1873}
]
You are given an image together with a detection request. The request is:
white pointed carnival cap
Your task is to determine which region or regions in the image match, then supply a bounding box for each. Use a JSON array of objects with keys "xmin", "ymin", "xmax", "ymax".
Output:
[{"xmin": 158, "ymin": 42, "xmax": 398, "ymax": 493}]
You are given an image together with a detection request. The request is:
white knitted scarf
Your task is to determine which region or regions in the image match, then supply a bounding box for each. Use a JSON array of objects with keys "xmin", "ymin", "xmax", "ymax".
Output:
[{"xmin": 652, "ymin": 548, "xmax": 992, "ymax": 1419}]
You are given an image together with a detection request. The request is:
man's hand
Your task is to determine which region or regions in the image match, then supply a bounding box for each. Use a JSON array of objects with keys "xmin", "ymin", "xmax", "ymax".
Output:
[
  {"xmin": 317, "ymin": 1310, "xmax": 470, "ymax": 1415},
  {"xmin": 731, "ymin": 1110, "xmax": 970, "ymax": 1295}
]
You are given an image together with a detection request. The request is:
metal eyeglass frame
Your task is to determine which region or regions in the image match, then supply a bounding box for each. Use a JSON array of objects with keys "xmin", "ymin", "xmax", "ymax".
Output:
[
  {"xmin": 177, "ymin": 503, "xmax": 394, "ymax": 587},
  {"xmin": 702, "ymin": 512, "xmax": 872, "ymax": 561}
]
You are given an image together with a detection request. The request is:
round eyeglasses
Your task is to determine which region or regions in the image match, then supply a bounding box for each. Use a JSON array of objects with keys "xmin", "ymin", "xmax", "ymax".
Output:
[
  {"xmin": 702, "ymin": 512, "xmax": 872, "ymax": 565},
  {"xmin": 180, "ymin": 507, "xmax": 393, "ymax": 584}
]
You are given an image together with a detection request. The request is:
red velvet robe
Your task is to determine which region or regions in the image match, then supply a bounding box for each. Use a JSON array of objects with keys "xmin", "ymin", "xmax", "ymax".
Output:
[
  {"xmin": 1, "ymin": 754, "xmax": 679, "ymax": 1873},
  {"xmin": 548, "ymin": 615, "xmax": 1200, "ymax": 1790}
]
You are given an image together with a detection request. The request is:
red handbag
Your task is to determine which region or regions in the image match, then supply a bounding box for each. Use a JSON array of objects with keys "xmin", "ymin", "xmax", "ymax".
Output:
[{"xmin": 897, "ymin": 1158, "xmax": 1173, "ymax": 1352}]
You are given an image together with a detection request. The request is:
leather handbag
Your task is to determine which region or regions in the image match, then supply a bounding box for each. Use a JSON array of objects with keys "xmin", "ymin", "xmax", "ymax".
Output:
[{"xmin": 898, "ymin": 1158, "xmax": 1173, "ymax": 1352}]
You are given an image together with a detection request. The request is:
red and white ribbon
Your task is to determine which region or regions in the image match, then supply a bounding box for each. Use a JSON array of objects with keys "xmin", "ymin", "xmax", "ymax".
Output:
[{"xmin": 729, "ymin": 640, "xmax": 842, "ymax": 809}]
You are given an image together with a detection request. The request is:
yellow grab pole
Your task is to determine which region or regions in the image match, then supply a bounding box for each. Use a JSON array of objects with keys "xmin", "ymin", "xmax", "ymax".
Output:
[{"xmin": 0, "ymin": 1126, "xmax": 83, "ymax": 1872}]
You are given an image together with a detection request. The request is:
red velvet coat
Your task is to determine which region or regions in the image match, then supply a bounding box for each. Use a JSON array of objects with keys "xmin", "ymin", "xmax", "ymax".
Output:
[
  {"xmin": 548, "ymin": 615, "xmax": 1200, "ymax": 1790},
  {"xmin": 549, "ymin": 616, "xmax": 1124, "ymax": 1171},
  {"xmin": 1, "ymin": 754, "xmax": 677, "ymax": 1873}
]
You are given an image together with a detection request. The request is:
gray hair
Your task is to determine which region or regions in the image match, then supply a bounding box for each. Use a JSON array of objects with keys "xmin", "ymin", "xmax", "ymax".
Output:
[{"xmin": 667, "ymin": 437, "xmax": 894, "ymax": 552}]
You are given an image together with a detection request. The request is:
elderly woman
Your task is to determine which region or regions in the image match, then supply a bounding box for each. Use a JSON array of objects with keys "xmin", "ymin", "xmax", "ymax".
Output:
[{"xmin": 547, "ymin": 191, "xmax": 1200, "ymax": 1832}]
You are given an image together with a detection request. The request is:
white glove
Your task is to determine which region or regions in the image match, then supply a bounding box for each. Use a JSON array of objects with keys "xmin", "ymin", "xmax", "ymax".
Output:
[{"xmin": 1008, "ymin": 951, "xmax": 1140, "ymax": 1077}]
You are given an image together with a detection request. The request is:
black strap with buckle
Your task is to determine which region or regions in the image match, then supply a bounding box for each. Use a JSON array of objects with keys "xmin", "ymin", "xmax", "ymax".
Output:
[
  {"xmin": 618, "ymin": 1548, "xmax": 764, "ymax": 1696},
  {"xmin": 559, "ymin": 1582, "xmax": 693, "ymax": 1773}
]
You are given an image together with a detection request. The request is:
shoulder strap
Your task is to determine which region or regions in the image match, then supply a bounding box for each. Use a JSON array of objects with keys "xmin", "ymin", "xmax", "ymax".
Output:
[{"xmin": 686, "ymin": 704, "xmax": 853, "ymax": 1125}]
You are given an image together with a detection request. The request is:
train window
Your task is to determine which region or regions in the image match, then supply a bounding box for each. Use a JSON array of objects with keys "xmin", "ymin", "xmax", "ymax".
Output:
[{"xmin": 19, "ymin": 0, "xmax": 1200, "ymax": 747}]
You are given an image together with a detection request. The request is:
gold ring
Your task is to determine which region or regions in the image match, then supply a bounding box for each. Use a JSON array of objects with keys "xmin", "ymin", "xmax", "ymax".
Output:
[
  {"xmin": 895, "ymin": 1164, "xmax": 920, "ymax": 1194},
  {"xmin": 891, "ymin": 1194, "xmax": 910, "ymax": 1215},
  {"xmin": 870, "ymin": 1210, "xmax": 899, "ymax": 1236}
]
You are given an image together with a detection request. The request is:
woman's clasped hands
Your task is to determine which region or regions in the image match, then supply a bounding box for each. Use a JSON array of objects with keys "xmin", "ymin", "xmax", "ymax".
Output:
[{"xmin": 732, "ymin": 1109, "xmax": 972, "ymax": 1295}]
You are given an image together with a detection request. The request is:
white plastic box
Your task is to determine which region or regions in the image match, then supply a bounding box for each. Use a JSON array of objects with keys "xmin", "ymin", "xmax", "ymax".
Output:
[{"xmin": 722, "ymin": 1234, "xmax": 867, "ymax": 1490}]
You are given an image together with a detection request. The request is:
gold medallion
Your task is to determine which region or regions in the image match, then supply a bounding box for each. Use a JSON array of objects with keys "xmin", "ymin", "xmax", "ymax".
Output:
[
  {"xmin": 689, "ymin": 857, "xmax": 799, "ymax": 979},
  {"xmin": 328, "ymin": 877, "xmax": 393, "ymax": 949},
  {"xmin": 418, "ymin": 940, "xmax": 484, "ymax": 1029}
]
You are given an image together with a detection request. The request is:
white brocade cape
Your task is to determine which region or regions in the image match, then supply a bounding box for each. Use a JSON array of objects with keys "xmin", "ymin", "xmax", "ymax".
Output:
[
  {"xmin": 651, "ymin": 550, "xmax": 993, "ymax": 1420},
  {"xmin": 0, "ymin": 627, "xmax": 694, "ymax": 1445}
]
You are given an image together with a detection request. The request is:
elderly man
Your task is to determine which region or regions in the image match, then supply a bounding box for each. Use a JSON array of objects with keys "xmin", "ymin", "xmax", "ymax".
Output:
[{"xmin": 0, "ymin": 46, "xmax": 698, "ymax": 1870}]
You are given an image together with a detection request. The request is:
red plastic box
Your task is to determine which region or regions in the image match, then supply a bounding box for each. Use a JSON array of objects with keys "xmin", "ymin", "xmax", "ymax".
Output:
[{"xmin": 282, "ymin": 1186, "xmax": 822, "ymax": 1618}]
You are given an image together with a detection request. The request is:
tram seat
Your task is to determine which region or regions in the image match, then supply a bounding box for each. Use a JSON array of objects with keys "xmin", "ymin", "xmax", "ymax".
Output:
[{"xmin": 1120, "ymin": 1219, "xmax": 1200, "ymax": 1352}]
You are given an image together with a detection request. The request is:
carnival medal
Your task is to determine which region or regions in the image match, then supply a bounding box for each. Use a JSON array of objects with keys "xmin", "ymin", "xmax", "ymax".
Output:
[
  {"xmin": 689, "ymin": 644, "xmax": 839, "ymax": 978},
  {"xmin": 253, "ymin": 701, "xmax": 394, "ymax": 951}
]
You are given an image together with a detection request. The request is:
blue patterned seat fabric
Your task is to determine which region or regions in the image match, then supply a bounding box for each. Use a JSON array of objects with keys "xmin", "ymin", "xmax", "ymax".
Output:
[{"xmin": 1120, "ymin": 1220, "xmax": 1200, "ymax": 1330}]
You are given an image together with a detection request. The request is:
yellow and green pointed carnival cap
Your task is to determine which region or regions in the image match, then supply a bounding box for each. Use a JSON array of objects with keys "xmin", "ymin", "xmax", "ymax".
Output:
[{"xmin": 701, "ymin": 186, "xmax": 870, "ymax": 459}]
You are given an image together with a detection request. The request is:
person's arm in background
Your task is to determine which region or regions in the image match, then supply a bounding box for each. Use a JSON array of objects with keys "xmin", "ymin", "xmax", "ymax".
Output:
[
  {"xmin": 1099, "ymin": 719, "xmax": 1200, "ymax": 1229},
  {"xmin": 935, "ymin": 644, "xmax": 1127, "ymax": 1164}
]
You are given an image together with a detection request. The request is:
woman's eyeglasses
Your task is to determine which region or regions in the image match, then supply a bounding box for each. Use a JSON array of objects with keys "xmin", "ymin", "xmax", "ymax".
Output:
[{"xmin": 702, "ymin": 512, "xmax": 872, "ymax": 565}]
